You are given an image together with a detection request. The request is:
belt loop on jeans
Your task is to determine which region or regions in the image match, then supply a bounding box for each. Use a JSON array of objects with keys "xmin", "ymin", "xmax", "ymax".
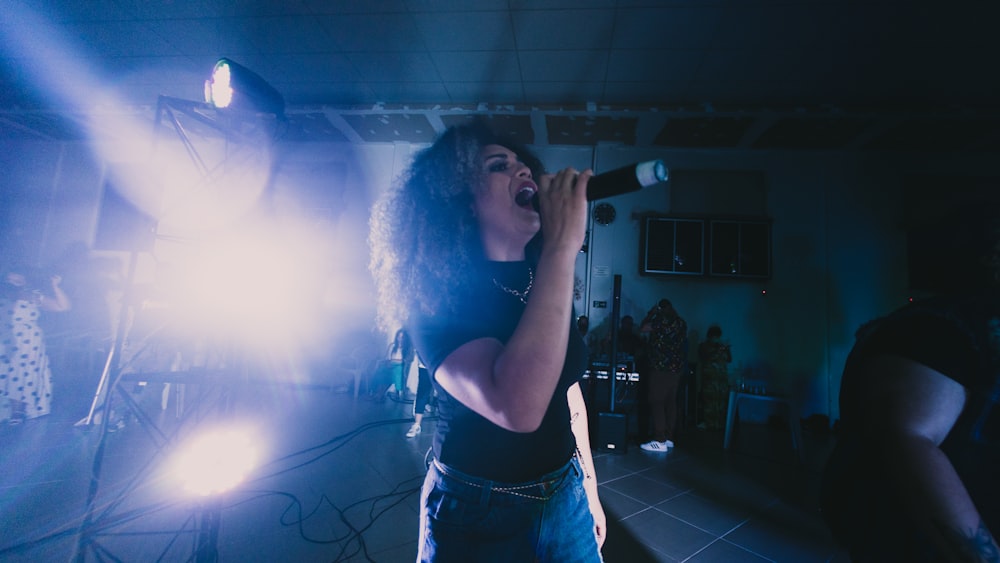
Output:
[{"xmin": 432, "ymin": 458, "xmax": 493, "ymax": 504}]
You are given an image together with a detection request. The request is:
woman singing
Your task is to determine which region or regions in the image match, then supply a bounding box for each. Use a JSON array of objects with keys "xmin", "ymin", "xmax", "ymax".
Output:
[{"xmin": 369, "ymin": 122, "xmax": 605, "ymax": 562}]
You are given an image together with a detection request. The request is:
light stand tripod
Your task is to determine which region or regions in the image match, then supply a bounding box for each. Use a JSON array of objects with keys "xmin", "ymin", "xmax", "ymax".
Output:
[
  {"xmin": 78, "ymin": 248, "xmax": 140, "ymax": 429},
  {"xmin": 195, "ymin": 498, "xmax": 223, "ymax": 563},
  {"xmin": 71, "ymin": 95, "xmax": 280, "ymax": 563}
]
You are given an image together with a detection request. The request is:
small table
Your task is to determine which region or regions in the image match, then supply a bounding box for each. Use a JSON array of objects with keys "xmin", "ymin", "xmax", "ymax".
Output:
[{"xmin": 723, "ymin": 390, "xmax": 804, "ymax": 463}]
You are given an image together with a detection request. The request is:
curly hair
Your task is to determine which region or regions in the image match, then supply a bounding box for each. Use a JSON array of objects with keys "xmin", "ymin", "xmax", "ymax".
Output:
[{"xmin": 368, "ymin": 121, "xmax": 544, "ymax": 332}]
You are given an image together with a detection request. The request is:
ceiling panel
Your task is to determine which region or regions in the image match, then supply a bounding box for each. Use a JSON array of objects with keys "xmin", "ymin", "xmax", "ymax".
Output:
[
  {"xmin": 406, "ymin": 0, "xmax": 508, "ymax": 11},
  {"xmin": 320, "ymin": 13, "xmax": 425, "ymax": 52},
  {"xmin": 602, "ymin": 81, "xmax": 690, "ymax": 106},
  {"xmin": 277, "ymin": 81, "xmax": 377, "ymax": 106},
  {"xmin": 0, "ymin": 0, "xmax": 996, "ymax": 151},
  {"xmin": 440, "ymin": 113, "xmax": 534, "ymax": 145},
  {"xmin": 612, "ymin": 6, "xmax": 723, "ymax": 50},
  {"xmin": 522, "ymin": 81, "xmax": 606, "ymax": 106},
  {"xmin": 751, "ymin": 117, "xmax": 875, "ymax": 150},
  {"xmin": 444, "ymin": 82, "xmax": 525, "ymax": 105},
  {"xmin": 429, "ymin": 51, "xmax": 521, "ymax": 83},
  {"xmin": 711, "ymin": 4, "xmax": 842, "ymax": 50},
  {"xmin": 411, "ymin": 11, "xmax": 516, "ymax": 52},
  {"xmin": 239, "ymin": 15, "xmax": 335, "ymax": 53},
  {"xmin": 289, "ymin": 0, "xmax": 410, "ymax": 15},
  {"xmin": 266, "ymin": 53, "xmax": 363, "ymax": 84},
  {"xmin": 546, "ymin": 114, "xmax": 637, "ymax": 146},
  {"xmin": 511, "ymin": 9, "xmax": 616, "ymax": 51},
  {"xmin": 59, "ymin": 21, "xmax": 178, "ymax": 57},
  {"xmin": 34, "ymin": 0, "xmax": 134, "ymax": 22},
  {"xmin": 654, "ymin": 116, "xmax": 755, "ymax": 148},
  {"xmin": 142, "ymin": 19, "xmax": 244, "ymax": 58},
  {"xmin": 346, "ymin": 52, "xmax": 439, "ymax": 83},
  {"xmin": 605, "ymin": 49, "xmax": 700, "ymax": 83},
  {"xmin": 864, "ymin": 118, "xmax": 1000, "ymax": 152},
  {"xmin": 121, "ymin": 0, "xmax": 229, "ymax": 20},
  {"xmin": 509, "ymin": 0, "xmax": 616, "ymax": 8},
  {"xmin": 341, "ymin": 112, "xmax": 436, "ymax": 143},
  {"xmin": 518, "ymin": 50, "xmax": 608, "ymax": 83},
  {"xmin": 281, "ymin": 112, "xmax": 351, "ymax": 142},
  {"xmin": 370, "ymin": 82, "xmax": 451, "ymax": 104}
]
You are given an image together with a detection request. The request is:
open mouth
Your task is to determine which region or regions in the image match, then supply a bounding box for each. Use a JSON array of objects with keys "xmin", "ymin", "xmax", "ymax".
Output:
[{"xmin": 515, "ymin": 183, "xmax": 537, "ymax": 208}]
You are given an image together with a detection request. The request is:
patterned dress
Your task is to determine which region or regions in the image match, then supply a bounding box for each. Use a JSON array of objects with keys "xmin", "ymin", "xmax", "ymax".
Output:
[
  {"xmin": 1, "ymin": 293, "xmax": 53, "ymax": 421},
  {"xmin": 698, "ymin": 340, "xmax": 731, "ymax": 430},
  {"xmin": 646, "ymin": 313, "xmax": 687, "ymax": 373}
]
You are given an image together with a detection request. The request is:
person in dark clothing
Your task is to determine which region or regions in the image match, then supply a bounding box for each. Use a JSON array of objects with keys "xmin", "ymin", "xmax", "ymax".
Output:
[
  {"xmin": 697, "ymin": 325, "xmax": 731, "ymax": 431},
  {"xmin": 406, "ymin": 356, "xmax": 435, "ymax": 438},
  {"xmin": 638, "ymin": 299, "xmax": 687, "ymax": 452},
  {"xmin": 605, "ymin": 314, "xmax": 642, "ymax": 359},
  {"xmin": 369, "ymin": 122, "xmax": 604, "ymax": 562},
  {"xmin": 821, "ymin": 204, "xmax": 1000, "ymax": 562}
]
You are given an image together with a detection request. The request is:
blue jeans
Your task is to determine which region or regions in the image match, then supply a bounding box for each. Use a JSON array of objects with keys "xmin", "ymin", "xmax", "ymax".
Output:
[{"xmin": 418, "ymin": 455, "xmax": 602, "ymax": 563}]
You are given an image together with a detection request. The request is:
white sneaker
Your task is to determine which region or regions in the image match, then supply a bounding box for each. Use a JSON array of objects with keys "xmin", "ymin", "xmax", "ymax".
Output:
[
  {"xmin": 640, "ymin": 440, "xmax": 673, "ymax": 452},
  {"xmin": 405, "ymin": 423, "xmax": 421, "ymax": 438}
]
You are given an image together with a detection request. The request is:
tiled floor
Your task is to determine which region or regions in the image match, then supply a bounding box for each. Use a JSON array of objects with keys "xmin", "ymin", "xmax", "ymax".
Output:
[{"xmin": 1, "ymin": 376, "xmax": 849, "ymax": 562}]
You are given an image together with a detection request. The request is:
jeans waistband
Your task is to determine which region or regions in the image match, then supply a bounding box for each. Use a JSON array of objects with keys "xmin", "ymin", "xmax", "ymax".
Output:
[{"xmin": 431, "ymin": 456, "xmax": 577, "ymax": 501}]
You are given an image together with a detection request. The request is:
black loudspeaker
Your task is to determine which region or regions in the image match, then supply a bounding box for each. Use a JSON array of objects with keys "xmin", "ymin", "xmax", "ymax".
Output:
[
  {"xmin": 94, "ymin": 181, "xmax": 157, "ymax": 252},
  {"xmin": 597, "ymin": 412, "xmax": 628, "ymax": 454}
]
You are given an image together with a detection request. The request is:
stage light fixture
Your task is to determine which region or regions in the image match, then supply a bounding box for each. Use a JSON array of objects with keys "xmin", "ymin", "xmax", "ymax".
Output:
[
  {"xmin": 172, "ymin": 428, "xmax": 258, "ymax": 497},
  {"xmin": 204, "ymin": 58, "xmax": 285, "ymax": 117}
]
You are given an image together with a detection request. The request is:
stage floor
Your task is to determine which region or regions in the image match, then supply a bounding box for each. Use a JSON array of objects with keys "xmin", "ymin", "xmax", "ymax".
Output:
[{"xmin": 1, "ymin": 377, "xmax": 846, "ymax": 562}]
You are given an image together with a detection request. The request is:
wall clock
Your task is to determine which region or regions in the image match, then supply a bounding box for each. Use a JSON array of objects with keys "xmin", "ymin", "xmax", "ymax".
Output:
[{"xmin": 594, "ymin": 203, "xmax": 616, "ymax": 226}]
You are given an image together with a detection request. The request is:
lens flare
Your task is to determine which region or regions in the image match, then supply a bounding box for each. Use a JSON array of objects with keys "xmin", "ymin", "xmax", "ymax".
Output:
[{"xmin": 172, "ymin": 428, "xmax": 257, "ymax": 497}]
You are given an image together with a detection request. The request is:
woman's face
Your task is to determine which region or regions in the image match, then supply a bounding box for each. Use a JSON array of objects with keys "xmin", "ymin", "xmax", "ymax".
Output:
[{"xmin": 472, "ymin": 144, "xmax": 540, "ymax": 260}]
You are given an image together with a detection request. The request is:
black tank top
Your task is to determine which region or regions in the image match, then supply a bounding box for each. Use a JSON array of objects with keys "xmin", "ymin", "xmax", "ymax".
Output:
[{"xmin": 407, "ymin": 260, "xmax": 588, "ymax": 483}]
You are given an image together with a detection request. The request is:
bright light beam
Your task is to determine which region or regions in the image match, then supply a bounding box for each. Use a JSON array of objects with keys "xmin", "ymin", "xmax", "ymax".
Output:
[
  {"xmin": 171, "ymin": 428, "xmax": 258, "ymax": 497},
  {"xmin": 2, "ymin": 5, "xmax": 273, "ymax": 227},
  {"xmin": 2, "ymin": 4, "xmax": 158, "ymax": 159},
  {"xmin": 154, "ymin": 220, "xmax": 329, "ymax": 354}
]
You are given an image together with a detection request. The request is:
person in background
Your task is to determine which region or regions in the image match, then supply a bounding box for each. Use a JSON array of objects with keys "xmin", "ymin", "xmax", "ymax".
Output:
[
  {"xmin": 611, "ymin": 314, "xmax": 642, "ymax": 359},
  {"xmin": 406, "ymin": 356, "xmax": 435, "ymax": 438},
  {"xmin": 369, "ymin": 122, "xmax": 604, "ymax": 561},
  {"xmin": 576, "ymin": 314, "xmax": 589, "ymax": 338},
  {"xmin": 369, "ymin": 328, "xmax": 414, "ymax": 402},
  {"xmin": 1, "ymin": 266, "xmax": 71, "ymax": 423},
  {"xmin": 601, "ymin": 314, "xmax": 643, "ymax": 384},
  {"xmin": 697, "ymin": 325, "xmax": 731, "ymax": 431},
  {"xmin": 639, "ymin": 298, "xmax": 687, "ymax": 452},
  {"xmin": 821, "ymin": 203, "xmax": 1000, "ymax": 562}
]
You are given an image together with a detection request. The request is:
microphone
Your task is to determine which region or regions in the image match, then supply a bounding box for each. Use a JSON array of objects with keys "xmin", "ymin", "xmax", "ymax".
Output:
[
  {"xmin": 516, "ymin": 160, "xmax": 668, "ymax": 206},
  {"xmin": 587, "ymin": 160, "xmax": 668, "ymax": 201}
]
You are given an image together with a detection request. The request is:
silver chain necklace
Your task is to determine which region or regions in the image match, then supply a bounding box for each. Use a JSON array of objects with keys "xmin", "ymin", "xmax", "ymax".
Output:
[{"xmin": 492, "ymin": 268, "xmax": 534, "ymax": 304}]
